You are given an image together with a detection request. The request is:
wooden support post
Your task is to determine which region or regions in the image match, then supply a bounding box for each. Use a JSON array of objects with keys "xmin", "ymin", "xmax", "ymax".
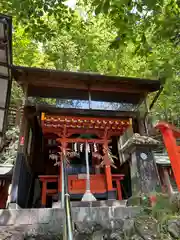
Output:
[
  {"xmin": 163, "ymin": 167, "xmax": 173, "ymax": 195},
  {"xmin": 103, "ymin": 139, "xmax": 115, "ymax": 199},
  {"xmin": 112, "ymin": 175, "xmax": 124, "ymax": 200},
  {"xmin": 105, "ymin": 165, "xmax": 113, "ymax": 191},
  {"xmin": 115, "ymin": 180, "xmax": 122, "ymax": 200},
  {"xmin": 41, "ymin": 181, "xmax": 47, "ymax": 208},
  {"xmin": 9, "ymin": 108, "xmax": 28, "ymax": 208}
]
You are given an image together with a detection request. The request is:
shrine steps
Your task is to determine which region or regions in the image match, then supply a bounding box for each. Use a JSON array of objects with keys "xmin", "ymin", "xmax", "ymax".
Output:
[{"xmin": 52, "ymin": 199, "xmax": 127, "ymax": 208}]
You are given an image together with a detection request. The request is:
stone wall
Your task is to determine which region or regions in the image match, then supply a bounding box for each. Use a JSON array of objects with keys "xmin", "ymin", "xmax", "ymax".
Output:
[
  {"xmin": 0, "ymin": 206, "xmax": 140, "ymax": 239},
  {"xmin": 1, "ymin": 204, "xmax": 179, "ymax": 239}
]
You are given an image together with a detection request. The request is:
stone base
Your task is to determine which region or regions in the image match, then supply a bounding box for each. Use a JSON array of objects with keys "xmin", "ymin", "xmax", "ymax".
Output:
[{"xmin": 0, "ymin": 206, "xmax": 140, "ymax": 238}]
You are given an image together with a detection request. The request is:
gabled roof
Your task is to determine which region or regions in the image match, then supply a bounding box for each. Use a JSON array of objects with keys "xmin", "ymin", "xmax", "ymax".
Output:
[{"xmin": 12, "ymin": 65, "xmax": 161, "ymax": 104}]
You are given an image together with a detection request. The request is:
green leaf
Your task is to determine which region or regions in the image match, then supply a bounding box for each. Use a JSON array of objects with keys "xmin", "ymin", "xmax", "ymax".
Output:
[
  {"xmin": 137, "ymin": 4, "xmax": 143, "ymax": 12},
  {"xmin": 103, "ymin": 0, "xmax": 110, "ymax": 14},
  {"xmin": 92, "ymin": 0, "xmax": 99, "ymax": 6},
  {"xmin": 95, "ymin": 3, "xmax": 103, "ymax": 15},
  {"xmin": 44, "ymin": 4, "xmax": 48, "ymax": 12}
]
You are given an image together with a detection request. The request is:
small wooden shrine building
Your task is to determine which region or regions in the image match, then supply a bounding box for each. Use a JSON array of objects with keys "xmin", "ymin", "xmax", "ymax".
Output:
[{"xmin": 9, "ymin": 66, "xmax": 161, "ymax": 208}]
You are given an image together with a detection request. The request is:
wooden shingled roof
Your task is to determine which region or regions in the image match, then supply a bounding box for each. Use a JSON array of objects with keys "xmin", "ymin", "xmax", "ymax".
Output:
[{"xmin": 12, "ymin": 65, "xmax": 161, "ymax": 104}]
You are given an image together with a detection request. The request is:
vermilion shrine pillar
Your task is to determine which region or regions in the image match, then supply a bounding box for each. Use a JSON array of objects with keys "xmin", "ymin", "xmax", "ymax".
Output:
[
  {"xmin": 103, "ymin": 140, "xmax": 114, "ymax": 199},
  {"xmin": 155, "ymin": 122, "xmax": 180, "ymax": 191}
]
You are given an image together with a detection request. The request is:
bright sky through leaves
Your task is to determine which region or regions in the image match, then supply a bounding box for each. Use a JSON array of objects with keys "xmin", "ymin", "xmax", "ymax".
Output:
[{"xmin": 65, "ymin": 0, "xmax": 76, "ymax": 9}]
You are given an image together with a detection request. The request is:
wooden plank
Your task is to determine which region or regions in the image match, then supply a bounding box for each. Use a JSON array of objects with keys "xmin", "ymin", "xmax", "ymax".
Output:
[{"xmin": 26, "ymin": 80, "xmax": 148, "ymax": 93}]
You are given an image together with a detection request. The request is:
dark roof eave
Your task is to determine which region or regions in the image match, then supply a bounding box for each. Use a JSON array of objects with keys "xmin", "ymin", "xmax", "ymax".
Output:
[
  {"xmin": 12, "ymin": 65, "xmax": 161, "ymax": 92},
  {"xmin": 25, "ymin": 104, "xmax": 139, "ymax": 118}
]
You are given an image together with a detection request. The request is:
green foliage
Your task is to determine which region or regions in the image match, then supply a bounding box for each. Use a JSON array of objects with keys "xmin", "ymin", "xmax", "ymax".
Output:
[
  {"xmin": 13, "ymin": 24, "xmax": 41, "ymax": 66},
  {"xmin": 0, "ymin": 127, "xmax": 20, "ymax": 165},
  {"xmin": 91, "ymin": 0, "xmax": 180, "ymax": 47},
  {"xmin": 0, "ymin": 0, "xmax": 76, "ymax": 41},
  {"xmin": 10, "ymin": 81, "xmax": 24, "ymax": 106}
]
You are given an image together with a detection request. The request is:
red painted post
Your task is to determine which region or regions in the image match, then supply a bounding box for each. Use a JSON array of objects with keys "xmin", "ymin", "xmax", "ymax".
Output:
[
  {"xmin": 115, "ymin": 180, "xmax": 122, "ymax": 200},
  {"xmin": 105, "ymin": 165, "xmax": 113, "ymax": 191},
  {"xmin": 156, "ymin": 122, "xmax": 180, "ymax": 191},
  {"xmin": 41, "ymin": 181, "xmax": 47, "ymax": 207},
  {"xmin": 103, "ymin": 139, "xmax": 113, "ymax": 196}
]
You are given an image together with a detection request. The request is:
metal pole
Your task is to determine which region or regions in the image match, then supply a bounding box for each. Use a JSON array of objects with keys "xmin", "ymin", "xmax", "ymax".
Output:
[
  {"xmin": 65, "ymin": 193, "xmax": 73, "ymax": 240},
  {"xmin": 85, "ymin": 141, "xmax": 90, "ymax": 191},
  {"xmin": 64, "ymin": 159, "xmax": 73, "ymax": 240},
  {"xmin": 62, "ymin": 157, "xmax": 67, "ymax": 240},
  {"xmin": 63, "ymin": 220, "xmax": 67, "ymax": 240},
  {"xmin": 88, "ymin": 90, "xmax": 92, "ymax": 109},
  {"xmin": 61, "ymin": 159, "xmax": 65, "ymax": 208},
  {"xmin": 82, "ymin": 141, "xmax": 96, "ymax": 201}
]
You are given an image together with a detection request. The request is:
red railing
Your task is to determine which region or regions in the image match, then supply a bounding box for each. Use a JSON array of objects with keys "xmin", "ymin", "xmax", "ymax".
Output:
[{"xmin": 155, "ymin": 121, "xmax": 180, "ymax": 191}]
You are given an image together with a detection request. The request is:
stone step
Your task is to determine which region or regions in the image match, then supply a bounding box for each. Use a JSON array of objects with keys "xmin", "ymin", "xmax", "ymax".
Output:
[{"xmin": 52, "ymin": 199, "xmax": 127, "ymax": 208}]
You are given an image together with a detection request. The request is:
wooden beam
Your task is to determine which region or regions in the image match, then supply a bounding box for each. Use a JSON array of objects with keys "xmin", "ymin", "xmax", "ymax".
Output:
[
  {"xmin": 35, "ymin": 105, "xmax": 138, "ymax": 118},
  {"xmin": 24, "ymin": 78, "xmax": 149, "ymax": 94},
  {"xmin": 57, "ymin": 138, "xmax": 111, "ymax": 144}
]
